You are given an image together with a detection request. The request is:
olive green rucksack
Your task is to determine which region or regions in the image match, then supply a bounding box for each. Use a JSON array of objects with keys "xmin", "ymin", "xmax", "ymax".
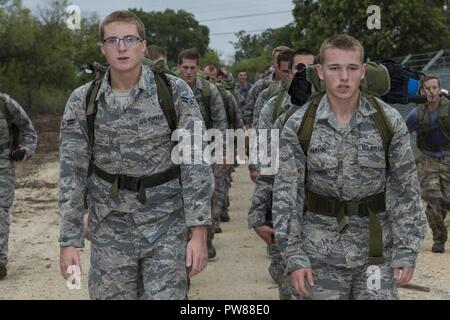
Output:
[{"xmin": 0, "ymin": 97, "xmax": 22, "ymax": 153}]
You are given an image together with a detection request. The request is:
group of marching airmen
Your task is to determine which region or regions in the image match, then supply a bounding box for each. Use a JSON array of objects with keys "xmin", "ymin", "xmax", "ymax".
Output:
[{"xmin": 0, "ymin": 10, "xmax": 449, "ymax": 300}]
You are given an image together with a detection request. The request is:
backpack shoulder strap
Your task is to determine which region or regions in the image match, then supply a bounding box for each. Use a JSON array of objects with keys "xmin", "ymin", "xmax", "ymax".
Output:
[
  {"xmin": 199, "ymin": 77, "xmax": 212, "ymax": 125},
  {"xmin": 153, "ymin": 71, "xmax": 176, "ymax": 132},
  {"xmin": 272, "ymin": 89, "xmax": 288, "ymax": 123},
  {"xmin": 297, "ymin": 92, "xmax": 324, "ymax": 154},
  {"xmin": 85, "ymin": 65, "xmax": 104, "ymax": 150},
  {"xmin": 200, "ymin": 77, "xmax": 211, "ymax": 109},
  {"xmin": 216, "ymin": 85, "xmax": 232, "ymax": 128},
  {"xmin": 364, "ymin": 93, "xmax": 394, "ymax": 167},
  {"xmin": 0, "ymin": 96, "xmax": 8, "ymax": 119}
]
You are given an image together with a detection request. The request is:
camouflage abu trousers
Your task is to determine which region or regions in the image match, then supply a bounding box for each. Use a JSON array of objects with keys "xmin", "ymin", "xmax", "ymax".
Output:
[
  {"xmin": 88, "ymin": 210, "xmax": 188, "ymax": 300},
  {"xmin": 417, "ymin": 155, "xmax": 450, "ymax": 243},
  {"xmin": 208, "ymin": 164, "xmax": 227, "ymax": 241},
  {"xmin": 268, "ymin": 242, "xmax": 293, "ymax": 300},
  {"xmin": 0, "ymin": 165, "xmax": 15, "ymax": 266},
  {"xmin": 290, "ymin": 258, "xmax": 399, "ymax": 300}
]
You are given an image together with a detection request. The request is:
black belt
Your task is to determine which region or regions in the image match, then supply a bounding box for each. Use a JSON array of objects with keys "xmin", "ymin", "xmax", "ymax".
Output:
[
  {"xmin": 258, "ymin": 174, "xmax": 275, "ymax": 184},
  {"xmin": 93, "ymin": 164, "xmax": 181, "ymax": 205}
]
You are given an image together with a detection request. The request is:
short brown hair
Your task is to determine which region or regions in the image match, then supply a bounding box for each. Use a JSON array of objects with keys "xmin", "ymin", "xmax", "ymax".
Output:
[
  {"xmin": 421, "ymin": 74, "xmax": 441, "ymax": 90},
  {"xmin": 288, "ymin": 48, "xmax": 315, "ymax": 69},
  {"xmin": 204, "ymin": 63, "xmax": 220, "ymax": 72},
  {"xmin": 319, "ymin": 34, "xmax": 364, "ymax": 64},
  {"xmin": 146, "ymin": 45, "xmax": 167, "ymax": 60},
  {"xmin": 99, "ymin": 10, "xmax": 146, "ymax": 41},
  {"xmin": 177, "ymin": 49, "xmax": 200, "ymax": 65},
  {"xmin": 277, "ymin": 49, "xmax": 295, "ymax": 67}
]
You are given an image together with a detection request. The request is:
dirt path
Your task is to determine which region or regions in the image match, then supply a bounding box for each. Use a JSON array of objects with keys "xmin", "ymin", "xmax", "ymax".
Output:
[{"xmin": 0, "ymin": 116, "xmax": 448, "ymax": 299}]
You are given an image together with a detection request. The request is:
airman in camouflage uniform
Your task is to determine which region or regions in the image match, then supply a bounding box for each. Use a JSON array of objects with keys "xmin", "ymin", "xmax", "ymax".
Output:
[
  {"xmin": 242, "ymin": 46, "xmax": 291, "ymax": 128},
  {"xmin": 249, "ymin": 49, "xmax": 294, "ymax": 182},
  {"xmin": 272, "ymin": 35, "xmax": 426, "ymax": 300},
  {"xmin": 248, "ymin": 50, "xmax": 315, "ymax": 299},
  {"xmin": 177, "ymin": 50, "xmax": 228, "ymax": 259},
  {"xmin": 59, "ymin": 11, "xmax": 213, "ymax": 300},
  {"xmin": 203, "ymin": 63, "xmax": 245, "ymax": 223},
  {"xmin": 406, "ymin": 74, "xmax": 450, "ymax": 253},
  {"xmin": 0, "ymin": 93, "xmax": 37, "ymax": 279}
]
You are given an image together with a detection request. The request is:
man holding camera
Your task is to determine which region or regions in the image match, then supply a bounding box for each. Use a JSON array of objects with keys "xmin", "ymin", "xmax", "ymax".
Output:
[{"xmin": 406, "ymin": 75, "xmax": 450, "ymax": 254}]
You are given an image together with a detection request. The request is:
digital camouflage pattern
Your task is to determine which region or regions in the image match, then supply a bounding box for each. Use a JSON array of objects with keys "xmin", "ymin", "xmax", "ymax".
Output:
[
  {"xmin": 242, "ymin": 72, "xmax": 276, "ymax": 126},
  {"xmin": 417, "ymin": 155, "xmax": 450, "ymax": 244},
  {"xmin": 272, "ymin": 94, "xmax": 427, "ymax": 299},
  {"xmin": 59, "ymin": 65, "xmax": 213, "ymax": 299},
  {"xmin": 248, "ymin": 94, "xmax": 293, "ymax": 299},
  {"xmin": 0, "ymin": 93, "xmax": 37, "ymax": 266}
]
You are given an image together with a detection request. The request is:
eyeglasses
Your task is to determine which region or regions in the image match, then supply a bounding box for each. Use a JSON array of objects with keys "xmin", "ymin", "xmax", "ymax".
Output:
[{"xmin": 102, "ymin": 35, "xmax": 143, "ymax": 48}]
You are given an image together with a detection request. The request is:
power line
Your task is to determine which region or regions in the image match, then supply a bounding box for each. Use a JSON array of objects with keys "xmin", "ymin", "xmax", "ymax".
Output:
[
  {"xmin": 199, "ymin": 10, "xmax": 291, "ymax": 23},
  {"xmin": 210, "ymin": 28, "xmax": 268, "ymax": 36},
  {"xmin": 185, "ymin": 0, "xmax": 283, "ymax": 15}
]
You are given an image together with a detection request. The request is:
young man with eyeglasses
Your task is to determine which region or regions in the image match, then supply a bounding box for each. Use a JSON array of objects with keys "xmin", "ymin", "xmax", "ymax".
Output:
[{"xmin": 58, "ymin": 10, "xmax": 213, "ymax": 300}]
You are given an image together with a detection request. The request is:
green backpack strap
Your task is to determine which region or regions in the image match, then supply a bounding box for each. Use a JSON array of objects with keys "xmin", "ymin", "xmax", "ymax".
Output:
[
  {"xmin": 361, "ymin": 87, "xmax": 394, "ymax": 168},
  {"xmin": 85, "ymin": 62, "xmax": 178, "ymax": 146},
  {"xmin": 85, "ymin": 62, "xmax": 106, "ymax": 151},
  {"xmin": 297, "ymin": 92, "xmax": 324, "ymax": 154},
  {"xmin": 217, "ymin": 85, "xmax": 234, "ymax": 129},
  {"xmin": 271, "ymin": 87, "xmax": 290, "ymax": 123},
  {"xmin": 153, "ymin": 71, "xmax": 176, "ymax": 132},
  {"xmin": 199, "ymin": 77, "xmax": 212, "ymax": 128}
]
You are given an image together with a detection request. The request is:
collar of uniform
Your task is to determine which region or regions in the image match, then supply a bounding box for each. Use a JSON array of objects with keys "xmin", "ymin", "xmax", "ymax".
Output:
[
  {"xmin": 267, "ymin": 71, "xmax": 276, "ymax": 81},
  {"xmin": 193, "ymin": 77, "xmax": 207, "ymax": 93},
  {"xmin": 95, "ymin": 64, "xmax": 152, "ymax": 102},
  {"xmin": 315, "ymin": 93, "xmax": 375, "ymax": 121}
]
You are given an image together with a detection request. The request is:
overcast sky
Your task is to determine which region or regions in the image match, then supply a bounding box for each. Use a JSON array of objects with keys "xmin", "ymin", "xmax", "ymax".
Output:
[{"xmin": 22, "ymin": 0, "xmax": 295, "ymax": 63}]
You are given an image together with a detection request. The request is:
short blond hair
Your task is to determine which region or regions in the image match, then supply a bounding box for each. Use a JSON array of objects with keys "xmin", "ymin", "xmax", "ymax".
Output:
[
  {"xmin": 99, "ymin": 10, "xmax": 146, "ymax": 41},
  {"xmin": 272, "ymin": 46, "xmax": 291, "ymax": 58},
  {"xmin": 319, "ymin": 34, "xmax": 364, "ymax": 64}
]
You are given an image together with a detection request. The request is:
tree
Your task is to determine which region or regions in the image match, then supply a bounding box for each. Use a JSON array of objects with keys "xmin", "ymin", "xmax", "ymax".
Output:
[
  {"xmin": 292, "ymin": 0, "xmax": 450, "ymax": 60},
  {"xmin": 232, "ymin": 24, "xmax": 296, "ymax": 62},
  {"xmin": 199, "ymin": 49, "xmax": 222, "ymax": 67},
  {"xmin": 130, "ymin": 8, "xmax": 209, "ymax": 65},
  {"xmin": 0, "ymin": 0, "xmax": 103, "ymax": 113}
]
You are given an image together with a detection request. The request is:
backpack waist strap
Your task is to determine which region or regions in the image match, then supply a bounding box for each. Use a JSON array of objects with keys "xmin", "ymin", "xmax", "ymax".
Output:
[
  {"xmin": 93, "ymin": 164, "xmax": 181, "ymax": 205},
  {"xmin": 306, "ymin": 190, "xmax": 386, "ymax": 217},
  {"xmin": 306, "ymin": 189, "xmax": 386, "ymax": 265}
]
